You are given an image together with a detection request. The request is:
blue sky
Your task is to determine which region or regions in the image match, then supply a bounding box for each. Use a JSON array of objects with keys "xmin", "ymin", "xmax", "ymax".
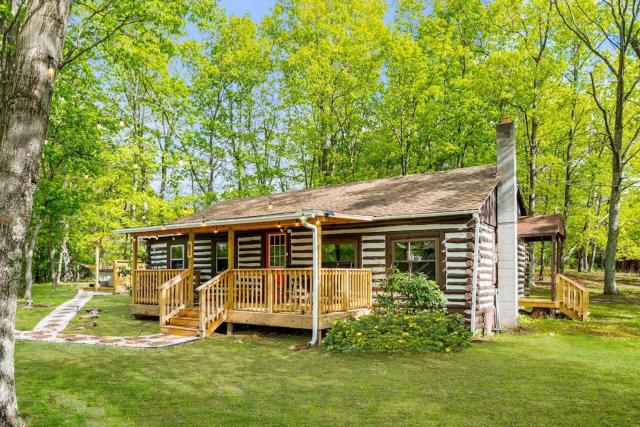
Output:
[{"xmin": 219, "ymin": 0, "xmax": 278, "ymax": 20}]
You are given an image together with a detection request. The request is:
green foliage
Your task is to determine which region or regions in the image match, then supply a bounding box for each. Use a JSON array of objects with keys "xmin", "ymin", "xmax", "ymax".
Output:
[
  {"xmin": 27, "ymin": 0, "xmax": 640, "ymax": 283},
  {"xmin": 323, "ymin": 312, "xmax": 471, "ymax": 353},
  {"xmin": 377, "ymin": 270, "xmax": 448, "ymax": 314}
]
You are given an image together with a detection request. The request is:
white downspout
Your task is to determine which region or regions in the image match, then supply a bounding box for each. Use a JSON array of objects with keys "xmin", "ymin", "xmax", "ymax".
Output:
[
  {"xmin": 470, "ymin": 213, "xmax": 481, "ymax": 334},
  {"xmin": 301, "ymin": 215, "xmax": 319, "ymax": 346}
]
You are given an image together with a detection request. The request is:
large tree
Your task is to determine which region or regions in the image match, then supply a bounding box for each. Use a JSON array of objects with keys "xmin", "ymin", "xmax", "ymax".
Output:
[
  {"xmin": 0, "ymin": 0, "xmax": 73, "ymax": 422},
  {"xmin": 555, "ymin": 0, "xmax": 640, "ymax": 294}
]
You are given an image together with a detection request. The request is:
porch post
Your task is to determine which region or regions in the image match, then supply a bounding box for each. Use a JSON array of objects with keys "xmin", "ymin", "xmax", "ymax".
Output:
[
  {"xmin": 131, "ymin": 236, "xmax": 138, "ymax": 303},
  {"xmin": 315, "ymin": 219, "xmax": 322, "ymax": 326},
  {"xmin": 550, "ymin": 236, "xmax": 557, "ymax": 301},
  {"xmin": 227, "ymin": 228, "xmax": 235, "ymax": 312},
  {"xmin": 188, "ymin": 231, "xmax": 195, "ymax": 306}
]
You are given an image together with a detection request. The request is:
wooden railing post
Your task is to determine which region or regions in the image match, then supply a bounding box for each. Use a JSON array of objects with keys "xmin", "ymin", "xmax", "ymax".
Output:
[
  {"xmin": 267, "ymin": 270, "xmax": 273, "ymax": 313},
  {"xmin": 131, "ymin": 237, "xmax": 138, "ymax": 303},
  {"xmin": 228, "ymin": 229, "xmax": 235, "ymax": 310},
  {"xmin": 343, "ymin": 270, "xmax": 350, "ymax": 311}
]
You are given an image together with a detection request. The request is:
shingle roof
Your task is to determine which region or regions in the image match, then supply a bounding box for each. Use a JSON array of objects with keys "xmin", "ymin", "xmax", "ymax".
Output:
[
  {"xmin": 174, "ymin": 164, "xmax": 501, "ymax": 224},
  {"xmin": 518, "ymin": 214, "xmax": 565, "ymax": 240}
]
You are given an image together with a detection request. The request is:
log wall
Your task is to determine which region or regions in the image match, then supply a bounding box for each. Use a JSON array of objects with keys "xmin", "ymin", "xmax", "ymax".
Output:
[
  {"xmin": 142, "ymin": 215, "xmax": 501, "ymax": 334},
  {"xmin": 518, "ymin": 239, "xmax": 529, "ymax": 297},
  {"xmin": 237, "ymin": 234, "xmax": 262, "ymax": 268}
]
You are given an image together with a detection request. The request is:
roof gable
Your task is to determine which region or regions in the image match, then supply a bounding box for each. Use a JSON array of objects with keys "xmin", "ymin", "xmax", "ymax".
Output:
[{"xmin": 174, "ymin": 164, "xmax": 500, "ymax": 224}]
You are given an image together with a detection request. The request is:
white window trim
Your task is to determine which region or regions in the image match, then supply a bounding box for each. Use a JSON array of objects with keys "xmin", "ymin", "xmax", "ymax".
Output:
[{"xmin": 169, "ymin": 244, "xmax": 185, "ymax": 269}]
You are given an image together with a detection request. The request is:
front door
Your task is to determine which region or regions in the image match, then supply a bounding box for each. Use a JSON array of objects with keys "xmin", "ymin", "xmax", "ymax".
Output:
[
  {"xmin": 266, "ymin": 232, "xmax": 288, "ymax": 309},
  {"xmin": 266, "ymin": 232, "xmax": 287, "ymax": 268}
]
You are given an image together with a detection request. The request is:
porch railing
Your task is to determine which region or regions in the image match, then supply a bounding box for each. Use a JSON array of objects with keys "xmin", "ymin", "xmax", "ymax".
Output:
[
  {"xmin": 229, "ymin": 268, "xmax": 372, "ymax": 314},
  {"xmin": 195, "ymin": 268, "xmax": 372, "ymax": 337},
  {"xmin": 133, "ymin": 269, "xmax": 186, "ymax": 305},
  {"xmin": 196, "ymin": 270, "xmax": 231, "ymax": 337},
  {"xmin": 158, "ymin": 269, "xmax": 194, "ymax": 326},
  {"xmin": 556, "ymin": 274, "xmax": 589, "ymax": 321}
]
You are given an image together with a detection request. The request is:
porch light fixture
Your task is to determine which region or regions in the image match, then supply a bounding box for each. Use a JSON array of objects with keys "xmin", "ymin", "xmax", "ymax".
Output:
[
  {"xmin": 46, "ymin": 56, "xmax": 55, "ymax": 79},
  {"xmin": 214, "ymin": 229, "xmax": 218, "ymax": 234}
]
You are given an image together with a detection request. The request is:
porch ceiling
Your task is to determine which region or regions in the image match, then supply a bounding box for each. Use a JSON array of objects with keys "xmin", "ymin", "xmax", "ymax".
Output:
[{"xmin": 113, "ymin": 210, "xmax": 372, "ymax": 237}]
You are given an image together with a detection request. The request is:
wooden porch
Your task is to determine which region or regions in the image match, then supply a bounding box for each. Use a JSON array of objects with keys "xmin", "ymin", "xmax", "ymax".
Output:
[
  {"xmin": 131, "ymin": 267, "xmax": 372, "ymax": 336},
  {"xmin": 517, "ymin": 215, "xmax": 589, "ymax": 321},
  {"xmin": 519, "ymin": 274, "xmax": 590, "ymax": 321}
]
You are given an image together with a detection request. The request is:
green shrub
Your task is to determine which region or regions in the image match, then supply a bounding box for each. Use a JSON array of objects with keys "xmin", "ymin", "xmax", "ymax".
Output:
[
  {"xmin": 323, "ymin": 312, "xmax": 471, "ymax": 353},
  {"xmin": 376, "ymin": 270, "xmax": 447, "ymax": 314}
]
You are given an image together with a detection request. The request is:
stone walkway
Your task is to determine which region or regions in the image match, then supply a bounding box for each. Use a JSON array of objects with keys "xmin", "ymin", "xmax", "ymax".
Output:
[{"xmin": 16, "ymin": 290, "xmax": 198, "ymax": 348}]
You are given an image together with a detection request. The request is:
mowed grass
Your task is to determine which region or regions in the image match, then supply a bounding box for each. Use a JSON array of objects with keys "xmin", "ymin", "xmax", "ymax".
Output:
[
  {"xmin": 522, "ymin": 270, "xmax": 640, "ymax": 337},
  {"xmin": 64, "ymin": 294, "xmax": 160, "ymax": 336},
  {"xmin": 14, "ymin": 270, "xmax": 640, "ymax": 426},
  {"xmin": 15, "ymin": 282, "xmax": 82, "ymax": 330}
]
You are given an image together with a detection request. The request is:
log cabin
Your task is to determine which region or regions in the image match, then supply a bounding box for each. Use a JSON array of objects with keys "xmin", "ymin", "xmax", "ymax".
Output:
[{"xmin": 114, "ymin": 119, "xmax": 589, "ymax": 339}]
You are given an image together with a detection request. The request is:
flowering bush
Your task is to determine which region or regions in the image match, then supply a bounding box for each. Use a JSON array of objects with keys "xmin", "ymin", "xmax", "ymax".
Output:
[
  {"xmin": 322, "ymin": 312, "xmax": 471, "ymax": 353},
  {"xmin": 376, "ymin": 270, "xmax": 447, "ymax": 314}
]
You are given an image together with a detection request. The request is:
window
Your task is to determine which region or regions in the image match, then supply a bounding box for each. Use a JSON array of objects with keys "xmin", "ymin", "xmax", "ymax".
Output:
[
  {"xmin": 392, "ymin": 239, "xmax": 437, "ymax": 279},
  {"xmin": 169, "ymin": 244, "xmax": 185, "ymax": 269},
  {"xmin": 216, "ymin": 242, "xmax": 228, "ymax": 272},
  {"xmin": 322, "ymin": 242, "xmax": 357, "ymax": 268},
  {"xmin": 267, "ymin": 233, "xmax": 287, "ymax": 267}
]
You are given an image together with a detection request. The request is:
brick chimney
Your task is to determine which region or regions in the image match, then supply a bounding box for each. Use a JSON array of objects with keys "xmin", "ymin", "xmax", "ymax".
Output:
[{"xmin": 496, "ymin": 119, "xmax": 518, "ymax": 329}]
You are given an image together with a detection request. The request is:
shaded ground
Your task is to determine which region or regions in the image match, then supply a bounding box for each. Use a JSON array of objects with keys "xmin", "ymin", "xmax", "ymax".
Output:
[
  {"xmin": 523, "ymin": 270, "xmax": 640, "ymax": 337},
  {"xmin": 64, "ymin": 294, "xmax": 160, "ymax": 336},
  {"xmin": 15, "ymin": 271, "xmax": 640, "ymax": 426},
  {"xmin": 16, "ymin": 282, "xmax": 82, "ymax": 330}
]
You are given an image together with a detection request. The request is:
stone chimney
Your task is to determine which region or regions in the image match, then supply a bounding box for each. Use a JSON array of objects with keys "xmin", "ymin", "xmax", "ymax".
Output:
[{"xmin": 496, "ymin": 119, "xmax": 518, "ymax": 329}]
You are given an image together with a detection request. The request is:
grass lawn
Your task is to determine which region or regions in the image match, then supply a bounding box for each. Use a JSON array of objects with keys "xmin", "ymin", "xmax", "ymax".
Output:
[
  {"xmin": 15, "ymin": 282, "xmax": 82, "ymax": 331},
  {"xmin": 15, "ymin": 271, "xmax": 640, "ymax": 426},
  {"xmin": 64, "ymin": 294, "xmax": 160, "ymax": 336}
]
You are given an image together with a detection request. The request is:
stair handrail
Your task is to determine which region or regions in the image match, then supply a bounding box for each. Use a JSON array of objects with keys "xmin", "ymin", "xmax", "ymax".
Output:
[
  {"xmin": 196, "ymin": 269, "xmax": 231, "ymax": 337},
  {"xmin": 158, "ymin": 269, "xmax": 193, "ymax": 326},
  {"xmin": 556, "ymin": 274, "xmax": 590, "ymax": 320}
]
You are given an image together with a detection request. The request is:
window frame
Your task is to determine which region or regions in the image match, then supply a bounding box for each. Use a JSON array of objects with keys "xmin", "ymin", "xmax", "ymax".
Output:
[
  {"xmin": 321, "ymin": 237, "xmax": 360, "ymax": 268},
  {"xmin": 265, "ymin": 232, "xmax": 288, "ymax": 268},
  {"xmin": 386, "ymin": 233, "xmax": 442, "ymax": 286},
  {"xmin": 214, "ymin": 240, "xmax": 229, "ymax": 273},
  {"xmin": 169, "ymin": 243, "xmax": 185, "ymax": 270}
]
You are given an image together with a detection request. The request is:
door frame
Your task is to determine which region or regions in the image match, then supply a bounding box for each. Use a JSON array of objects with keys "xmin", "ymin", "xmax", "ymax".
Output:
[{"xmin": 265, "ymin": 231, "xmax": 288, "ymax": 268}]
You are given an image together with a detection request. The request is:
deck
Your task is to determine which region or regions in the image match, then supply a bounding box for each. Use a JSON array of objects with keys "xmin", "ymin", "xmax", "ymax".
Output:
[
  {"xmin": 131, "ymin": 268, "xmax": 373, "ymax": 336},
  {"xmin": 519, "ymin": 274, "xmax": 589, "ymax": 321}
]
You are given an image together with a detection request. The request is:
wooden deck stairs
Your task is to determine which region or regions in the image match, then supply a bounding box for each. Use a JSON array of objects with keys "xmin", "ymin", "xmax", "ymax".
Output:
[
  {"xmin": 519, "ymin": 274, "xmax": 590, "ymax": 321},
  {"xmin": 161, "ymin": 308, "xmax": 200, "ymax": 337},
  {"xmin": 160, "ymin": 307, "xmax": 227, "ymax": 337}
]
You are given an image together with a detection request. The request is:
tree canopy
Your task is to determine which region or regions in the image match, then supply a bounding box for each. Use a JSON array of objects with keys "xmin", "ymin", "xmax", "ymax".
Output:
[{"xmin": 27, "ymin": 0, "xmax": 640, "ymax": 290}]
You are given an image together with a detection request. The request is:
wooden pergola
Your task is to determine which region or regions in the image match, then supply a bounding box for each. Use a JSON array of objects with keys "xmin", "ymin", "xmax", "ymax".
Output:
[
  {"xmin": 518, "ymin": 214, "xmax": 566, "ymax": 297},
  {"xmin": 517, "ymin": 215, "xmax": 588, "ymax": 321}
]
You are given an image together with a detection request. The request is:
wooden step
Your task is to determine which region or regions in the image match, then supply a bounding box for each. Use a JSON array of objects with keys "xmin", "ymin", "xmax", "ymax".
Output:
[
  {"xmin": 169, "ymin": 316, "xmax": 199, "ymax": 327},
  {"xmin": 518, "ymin": 298, "xmax": 558, "ymax": 309},
  {"xmin": 161, "ymin": 324, "xmax": 199, "ymax": 337},
  {"xmin": 177, "ymin": 308, "xmax": 200, "ymax": 318}
]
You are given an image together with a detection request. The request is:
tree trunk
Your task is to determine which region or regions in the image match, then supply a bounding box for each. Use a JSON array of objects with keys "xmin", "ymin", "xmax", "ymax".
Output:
[
  {"xmin": 603, "ymin": 164, "xmax": 622, "ymax": 294},
  {"xmin": 589, "ymin": 242, "xmax": 598, "ymax": 272},
  {"xmin": 538, "ymin": 242, "xmax": 545, "ymax": 280},
  {"xmin": 23, "ymin": 220, "xmax": 41, "ymax": 303},
  {"xmin": 57, "ymin": 236, "xmax": 69, "ymax": 282},
  {"xmin": 94, "ymin": 243, "xmax": 101, "ymax": 290},
  {"xmin": 0, "ymin": 1, "xmax": 72, "ymax": 423},
  {"xmin": 49, "ymin": 247, "xmax": 58, "ymax": 290}
]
